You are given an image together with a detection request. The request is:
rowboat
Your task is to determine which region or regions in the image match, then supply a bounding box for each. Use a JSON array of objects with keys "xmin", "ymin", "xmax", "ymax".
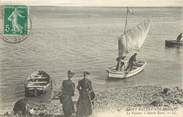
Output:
[{"xmin": 25, "ymin": 71, "xmax": 52, "ymax": 97}]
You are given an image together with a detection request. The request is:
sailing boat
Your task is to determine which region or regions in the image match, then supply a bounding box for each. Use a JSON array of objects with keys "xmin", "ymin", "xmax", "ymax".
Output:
[{"xmin": 106, "ymin": 8, "xmax": 151, "ymax": 79}]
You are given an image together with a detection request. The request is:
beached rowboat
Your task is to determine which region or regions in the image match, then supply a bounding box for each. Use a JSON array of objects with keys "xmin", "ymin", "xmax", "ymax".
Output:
[{"xmin": 25, "ymin": 71, "xmax": 52, "ymax": 97}]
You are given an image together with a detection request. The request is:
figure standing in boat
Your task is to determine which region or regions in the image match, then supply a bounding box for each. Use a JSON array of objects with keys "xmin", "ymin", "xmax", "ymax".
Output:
[
  {"xmin": 116, "ymin": 56, "xmax": 126, "ymax": 71},
  {"xmin": 165, "ymin": 33, "xmax": 183, "ymax": 47},
  {"xmin": 125, "ymin": 53, "xmax": 137, "ymax": 72},
  {"xmin": 176, "ymin": 33, "xmax": 182, "ymax": 42}
]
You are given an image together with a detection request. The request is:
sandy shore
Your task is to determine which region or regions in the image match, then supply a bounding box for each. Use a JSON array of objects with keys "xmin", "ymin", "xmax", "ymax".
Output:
[{"xmin": 2, "ymin": 85, "xmax": 183, "ymax": 117}]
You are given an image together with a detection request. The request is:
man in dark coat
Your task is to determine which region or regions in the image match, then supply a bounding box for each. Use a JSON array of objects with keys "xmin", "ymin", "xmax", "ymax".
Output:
[
  {"xmin": 176, "ymin": 33, "xmax": 182, "ymax": 42},
  {"xmin": 61, "ymin": 70, "xmax": 75, "ymax": 117},
  {"xmin": 125, "ymin": 53, "xmax": 137, "ymax": 72},
  {"xmin": 76, "ymin": 71, "xmax": 94, "ymax": 117}
]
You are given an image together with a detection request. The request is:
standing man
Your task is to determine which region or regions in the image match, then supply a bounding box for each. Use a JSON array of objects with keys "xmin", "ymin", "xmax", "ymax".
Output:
[
  {"xmin": 176, "ymin": 33, "xmax": 182, "ymax": 42},
  {"xmin": 76, "ymin": 71, "xmax": 94, "ymax": 117},
  {"xmin": 125, "ymin": 53, "xmax": 137, "ymax": 72},
  {"xmin": 116, "ymin": 56, "xmax": 126, "ymax": 71},
  {"xmin": 61, "ymin": 70, "xmax": 75, "ymax": 117}
]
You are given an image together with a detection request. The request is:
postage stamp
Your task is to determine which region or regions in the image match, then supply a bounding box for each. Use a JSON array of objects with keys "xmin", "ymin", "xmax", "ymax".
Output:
[
  {"xmin": 3, "ymin": 5, "xmax": 28, "ymax": 35},
  {"xmin": 0, "ymin": 5, "xmax": 31, "ymax": 43}
]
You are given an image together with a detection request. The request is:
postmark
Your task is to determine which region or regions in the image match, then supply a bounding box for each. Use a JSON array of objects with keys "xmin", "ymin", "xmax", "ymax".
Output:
[{"xmin": 0, "ymin": 5, "xmax": 31, "ymax": 44}]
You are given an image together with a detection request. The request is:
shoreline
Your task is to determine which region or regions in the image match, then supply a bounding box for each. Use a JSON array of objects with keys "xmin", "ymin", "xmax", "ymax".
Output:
[{"xmin": 1, "ymin": 85, "xmax": 183, "ymax": 116}]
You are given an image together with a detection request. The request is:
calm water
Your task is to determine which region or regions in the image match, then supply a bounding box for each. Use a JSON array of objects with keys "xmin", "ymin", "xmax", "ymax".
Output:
[{"xmin": 0, "ymin": 7, "xmax": 183, "ymax": 114}]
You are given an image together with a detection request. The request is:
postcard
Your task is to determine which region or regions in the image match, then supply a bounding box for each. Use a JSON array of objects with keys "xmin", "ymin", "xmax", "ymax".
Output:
[{"xmin": 0, "ymin": 0, "xmax": 183, "ymax": 117}]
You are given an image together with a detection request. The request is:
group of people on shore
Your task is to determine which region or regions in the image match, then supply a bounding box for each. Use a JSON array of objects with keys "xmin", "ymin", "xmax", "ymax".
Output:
[{"xmin": 60, "ymin": 70, "xmax": 95, "ymax": 117}]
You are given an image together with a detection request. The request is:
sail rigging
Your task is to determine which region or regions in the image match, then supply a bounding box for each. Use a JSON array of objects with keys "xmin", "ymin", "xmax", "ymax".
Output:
[
  {"xmin": 118, "ymin": 19, "xmax": 151, "ymax": 56},
  {"xmin": 125, "ymin": 19, "xmax": 151, "ymax": 51},
  {"xmin": 124, "ymin": 7, "xmax": 135, "ymax": 34}
]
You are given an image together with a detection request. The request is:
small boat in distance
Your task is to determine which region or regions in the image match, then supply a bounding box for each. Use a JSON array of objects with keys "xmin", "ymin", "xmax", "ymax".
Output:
[
  {"xmin": 106, "ymin": 8, "xmax": 151, "ymax": 79},
  {"xmin": 165, "ymin": 40, "xmax": 183, "ymax": 47},
  {"xmin": 165, "ymin": 33, "xmax": 183, "ymax": 47}
]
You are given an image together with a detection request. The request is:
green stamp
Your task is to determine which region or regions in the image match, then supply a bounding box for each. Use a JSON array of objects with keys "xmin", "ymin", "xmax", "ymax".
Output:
[{"xmin": 3, "ymin": 5, "xmax": 28, "ymax": 36}]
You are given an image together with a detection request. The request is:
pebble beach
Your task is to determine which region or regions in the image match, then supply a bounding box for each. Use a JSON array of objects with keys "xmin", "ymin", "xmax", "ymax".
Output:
[{"xmin": 2, "ymin": 85, "xmax": 183, "ymax": 117}]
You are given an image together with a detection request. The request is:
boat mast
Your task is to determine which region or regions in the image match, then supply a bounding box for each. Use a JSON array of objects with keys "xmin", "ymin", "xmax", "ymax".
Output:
[
  {"xmin": 123, "ymin": 7, "xmax": 129, "ymax": 34},
  {"xmin": 118, "ymin": 7, "xmax": 129, "ymax": 58},
  {"xmin": 123, "ymin": 7, "xmax": 129, "ymax": 53}
]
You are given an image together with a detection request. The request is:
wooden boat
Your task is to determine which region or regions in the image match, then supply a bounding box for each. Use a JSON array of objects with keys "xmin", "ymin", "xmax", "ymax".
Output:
[
  {"xmin": 25, "ymin": 71, "xmax": 52, "ymax": 97},
  {"xmin": 107, "ymin": 60, "xmax": 146, "ymax": 79},
  {"xmin": 165, "ymin": 40, "xmax": 183, "ymax": 47},
  {"xmin": 106, "ymin": 8, "xmax": 151, "ymax": 79}
]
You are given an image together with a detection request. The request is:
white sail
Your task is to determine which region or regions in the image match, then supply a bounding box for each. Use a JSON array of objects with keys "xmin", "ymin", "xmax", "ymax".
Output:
[
  {"xmin": 118, "ymin": 19, "xmax": 150, "ymax": 56},
  {"xmin": 124, "ymin": 19, "xmax": 151, "ymax": 51}
]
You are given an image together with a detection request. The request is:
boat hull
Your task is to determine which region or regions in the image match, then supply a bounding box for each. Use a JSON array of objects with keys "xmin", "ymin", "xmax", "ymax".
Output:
[
  {"xmin": 107, "ymin": 60, "xmax": 146, "ymax": 79},
  {"xmin": 165, "ymin": 40, "xmax": 183, "ymax": 47},
  {"xmin": 25, "ymin": 71, "xmax": 52, "ymax": 97},
  {"xmin": 25, "ymin": 82, "xmax": 52, "ymax": 97}
]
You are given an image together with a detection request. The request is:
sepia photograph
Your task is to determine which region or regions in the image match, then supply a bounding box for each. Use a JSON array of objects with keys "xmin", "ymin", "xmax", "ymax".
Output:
[{"xmin": 0, "ymin": 0, "xmax": 183, "ymax": 117}]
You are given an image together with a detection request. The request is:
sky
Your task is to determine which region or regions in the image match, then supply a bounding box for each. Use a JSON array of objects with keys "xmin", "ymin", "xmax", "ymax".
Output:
[{"xmin": 0, "ymin": 0, "xmax": 183, "ymax": 7}]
